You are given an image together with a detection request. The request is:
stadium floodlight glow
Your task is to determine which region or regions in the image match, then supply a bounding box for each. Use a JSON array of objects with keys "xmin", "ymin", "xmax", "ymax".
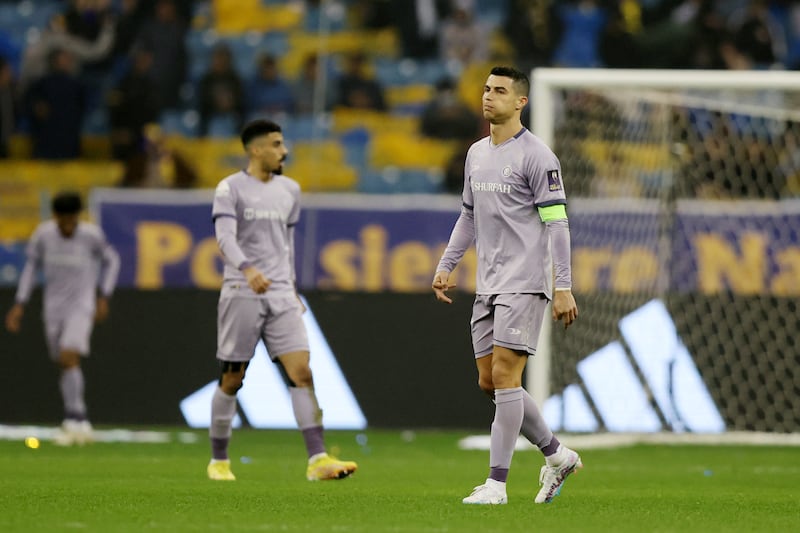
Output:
[
  {"xmin": 619, "ymin": 300, "xmax": 725, "ymax": 433},
  {"xmin": 577, "ymin": 341, "xmax": 663, "ymax": 432},
  {"xmin": 180, "ymin": 296, "xmax": 367, "ymax": 429}
]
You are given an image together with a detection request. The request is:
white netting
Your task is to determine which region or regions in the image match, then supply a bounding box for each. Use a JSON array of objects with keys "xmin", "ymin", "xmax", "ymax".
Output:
[{"xmin": 534, "ymin": 70, "xmax": 800, "ymax": 434}]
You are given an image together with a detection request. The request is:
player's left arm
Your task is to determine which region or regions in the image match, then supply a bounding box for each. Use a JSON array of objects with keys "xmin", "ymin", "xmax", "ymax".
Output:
[
  {"xmin": 287, "ymin": 184, "xmax": 305, "ymax": 312},
  {"xmin": 95, "ymin": 229, "xmax": 121, "ymax": 322},
  {"xmin": 530, "ymin": 153, "xmax": 578, "ymax": 329}
]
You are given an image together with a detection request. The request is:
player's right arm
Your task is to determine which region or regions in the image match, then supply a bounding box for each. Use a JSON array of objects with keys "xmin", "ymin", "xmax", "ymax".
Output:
[
  {"xmin": 212, "ymin": 179, "xmax": 270, "ymax": 294},
  {"xmin": 5, "ymin": 227, "xmax": 43, "ymax": 333},
  {"xmin": 433, "ymin": 150, "xmax": 476, "ymax": 304}
]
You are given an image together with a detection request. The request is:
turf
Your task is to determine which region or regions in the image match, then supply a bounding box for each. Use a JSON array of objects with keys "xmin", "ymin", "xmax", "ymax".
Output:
[{"xmin": 0, "ymin": 429, "xmax": 797, "ymax": 532}]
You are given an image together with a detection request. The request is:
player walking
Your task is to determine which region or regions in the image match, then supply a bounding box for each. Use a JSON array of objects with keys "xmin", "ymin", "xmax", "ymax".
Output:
[
  {"xmin": 5, "ymin": 191, "xmax": 120, "ymax": 445},
  {"xmin": 433, "ymin": 66, "xmax": 582, "ymax": 504},
  {"xmin": 207, "ymin": 119, "xmax": 357, "ymax": 482}
]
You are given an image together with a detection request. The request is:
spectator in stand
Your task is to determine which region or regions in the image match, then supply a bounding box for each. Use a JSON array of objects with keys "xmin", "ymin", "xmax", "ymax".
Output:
[
  {"xmin": 390, "ymin": 0, "xmax": 451, "ymax": 59},
  {"xmin": 0, "ymin": 56, "xmax": 16, "ymax": 158},
  {"xmin": 552, "ymin": 0, "xmax": 608, "ymax": 68},
  {"xmin": 420, "ymin": 78, "xmax": 480, "ymax": 141},
  {"xmin": 505, "ymin": 0, "xmax": 563, "ymax": 72},
  {"xmin": 293, "ymin": 53, "xmax": 337, "ymax": 116},
  {"xmin": 336, "ymin": 51, "xmax": 387, "ymax": 111},
  {"xmin": 246, "ymin": 53, "xmax": 294, "ymax": 118},
  {"xmin": 728, "ymin": 0, "xmax": 786, "ymax": 69},
  {"xmin": 119, "ymin": 123, "xmax": 197, "ymax": 188},
  {"xmin": 18, "ymin": 13, "xmax": 114, "ymax": 94},
  {"xmin": 64, "ymin": 0, "xmax": 113, "ymax": 43},
  {"xmin": 439, "ymin": 4, "xmax": 489, "ymax": 69},
  {"xmin": 107, "ymin": 47, "xmax": 161, "ymax": 160},
  {"xmin": 24, "ymin": 49, "xmax": 86, "ymax": 160},
  {"xmin": 134, "ymin": 0, "xmax": 188, "ymax": 110},
  {"xmin": 198, "ymin": 43, "xmax": 245, "ymax": 137}
]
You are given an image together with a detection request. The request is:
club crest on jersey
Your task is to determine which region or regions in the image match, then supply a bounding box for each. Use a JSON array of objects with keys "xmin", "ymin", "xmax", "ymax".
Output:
[
  {"xmin": 502, "ymin": 165, "xmax": 513, "ymax": 177},
  {"xmin": 547, "ymin": 169, "xmax": 562, "ymax": 191}
]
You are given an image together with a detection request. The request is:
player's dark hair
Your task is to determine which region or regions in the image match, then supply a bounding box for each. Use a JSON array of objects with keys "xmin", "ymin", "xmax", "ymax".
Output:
[
  {"xmin": 51, "ymin": 191, "xmax": 83, "ymax": 214},
  {"xmin": 490, "ymin": 66, "xmax": 530, "ymax": 97},
  {"xmin": 241, "ymin": 119, "xmax": 282, "ymax": 148}
]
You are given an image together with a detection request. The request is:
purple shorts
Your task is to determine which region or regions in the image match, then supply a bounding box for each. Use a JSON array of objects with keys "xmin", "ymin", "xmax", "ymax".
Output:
[
  {"xmin": 216, "ymin": 289, "xmax": 309, "ymax": 362},
  {"xmin": 470, "ymin": 293, "xmax": 549, "ymax": 358}
]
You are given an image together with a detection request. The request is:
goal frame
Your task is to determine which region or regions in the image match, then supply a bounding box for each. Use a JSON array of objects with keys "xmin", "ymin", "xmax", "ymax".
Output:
[{"xmin": 528, "ymin": 67, "xmax": 800, "ymax": 409}]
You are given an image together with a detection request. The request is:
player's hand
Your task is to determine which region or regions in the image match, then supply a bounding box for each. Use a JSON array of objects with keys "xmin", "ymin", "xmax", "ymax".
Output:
[
  {"xmin": 432, "ymin": 271, "xmax": 456, "ymax": 304},
  {"xmin": 5, "ymin": 303, "xmax": 24, "ymax": 333},
  {"xmin": 243, "ymin": 266, "xmax": 271, "ymax": 294},
  {"xmin": 95, "ymin": 297, "xmax": 110, "ymax": 323},
  {"xmin": 296, "ymin": 293, "xmax": 307, "ymax": 314},
  {"xmin": 553, "ymin": 289, "xmax": 578, "ymax": 329}
]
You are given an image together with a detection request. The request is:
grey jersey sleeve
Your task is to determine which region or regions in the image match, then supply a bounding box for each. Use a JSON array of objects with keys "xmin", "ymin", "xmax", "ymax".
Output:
[
  {"xmin": 436, "ymin": 205, "xmax": 475, "ymax": 273},
  {"xmin": 14, "ymin": 227, "xmax": 43, "ymax": 304},
  {"xmin": 98, "ymin": 238, "xmax": 121, "ymax": 297},
  {"xmin": 546, "ymin": 218, "xmax": 572, "ymax": 290},
  {"xmin": 215, "ymin": 216, "xmax": 249, "ymax": 270}
]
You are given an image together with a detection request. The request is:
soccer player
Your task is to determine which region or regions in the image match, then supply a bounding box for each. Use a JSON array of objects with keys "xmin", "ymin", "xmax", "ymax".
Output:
[
  {"xmin": 432, "ymin": 66, "xmax": 581, "ymax": 505},
  {"xmin": 5, "ymin": 191, "xmax": 120, "ymax": 445},
  {"xmin": 207, "ymin": 119, "xmax": 358, "ymax": 482}
]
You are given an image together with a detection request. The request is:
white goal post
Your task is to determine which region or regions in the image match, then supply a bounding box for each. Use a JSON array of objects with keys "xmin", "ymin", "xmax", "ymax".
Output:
[{"xmin": 528, "ymin": 68, "xmax": 800, "ymax": 435}]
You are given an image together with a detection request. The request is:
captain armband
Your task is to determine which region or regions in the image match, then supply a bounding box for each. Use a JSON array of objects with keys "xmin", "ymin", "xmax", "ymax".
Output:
[{"xmin": 537, "ymin": 204, "xmax": 567, "ymax": 222}]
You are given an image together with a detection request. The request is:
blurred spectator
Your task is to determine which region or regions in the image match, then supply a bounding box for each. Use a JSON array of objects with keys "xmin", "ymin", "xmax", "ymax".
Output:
[
  {"xmin": 293, "ymin": 53, "xmax": 337, "ymax": 115},
  {"xmin": 112, "ymin": 0, "xmax": 148, "ymax": 57},
  {"xmin": 337, "ymin": 52, "xmax": 387, "ymax": 111},
  {"xmin": 198, "ymin": 43, "xmax": 245, "ymax": 137},
  {"xmin": 390, "ymin": 0, "xmax": 451, "ymax": 59},
  {"xmin": 134, "ymin": 0, "xmax": 188, "ymax": 110},
  {"xmin": 24, "ymin": 49, "xmax": 85, "ymax": 160},
  {"xmin": 552, "ymin": 0, "xmax": 608, "ymax": 68},
  {"xmin": 438, "ymin": 5, "xmax": 489, "ymax": 68},
  {"xmin": 64, "ymin": 0, "xmax": 113, "ymax": 43},
  {"xmin": 351, "ymin": 0, "xmax": 393, "ymax": 29},
  {"xmin": 505, "ymin": 0, "xmax": 563, "ymax": 71},
  {"xmin": 119, "ymin": 123, "xmax": 197, "ymax": 188},
  {"xmin": 107, "ymin": 47, "xmax": 161, "ymax": 160},
  {"xmin": 0, "ymin": 56, "xmax": 15, "ymax": 158},
  {"xmin": 18, "ymin": 13, "xmax": 114, "ymax": 93},
  {"xmin": 728, "ymin": 0, "xmax": 786, "ymax": 69},
  {"xmin": 420, "ymin": 78, "xmax": 480, "ymax": 141},
  {"xmin": 246, "ymin": 54, "xmax": 294, "ymax": 118},
  {"xmin": 599, "ymin": 3, "xmax": 642, "ymax": 68}
]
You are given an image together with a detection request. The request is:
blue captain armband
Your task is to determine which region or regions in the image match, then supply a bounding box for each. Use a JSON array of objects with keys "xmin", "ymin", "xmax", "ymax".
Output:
[{"xmin": 537, "ymin": 204, "xmax": 567, "ymax": 222}]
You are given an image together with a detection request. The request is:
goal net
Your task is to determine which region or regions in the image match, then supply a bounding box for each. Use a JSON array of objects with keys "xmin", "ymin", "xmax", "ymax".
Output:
[{"xmin": 530, "ymin": 69, "xmax": 800, "ymax": 435}]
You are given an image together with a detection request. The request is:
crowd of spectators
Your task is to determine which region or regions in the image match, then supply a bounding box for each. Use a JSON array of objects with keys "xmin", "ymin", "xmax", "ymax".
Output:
[{"xmin": 0, "ymin": 0, "xmax": 799, "ymax": 196}]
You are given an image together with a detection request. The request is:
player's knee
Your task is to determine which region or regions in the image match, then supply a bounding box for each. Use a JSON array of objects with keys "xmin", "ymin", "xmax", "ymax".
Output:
[
  {"xmin": 58, "ymin": 351, "xmax": 81, "ymax": 369},
  {"xmin": 477, "ymin": 376, "xmax": 494, "ymax": 397},
  {"xmin": 288, "ymin": 366, "xmax": 313, "ymax": 388}
]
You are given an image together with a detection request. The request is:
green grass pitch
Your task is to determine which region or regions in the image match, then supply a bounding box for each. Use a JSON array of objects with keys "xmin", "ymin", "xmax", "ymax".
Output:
[{"xmin": 0, "ymin": 429, "xmax": 797, "ymax": 532}]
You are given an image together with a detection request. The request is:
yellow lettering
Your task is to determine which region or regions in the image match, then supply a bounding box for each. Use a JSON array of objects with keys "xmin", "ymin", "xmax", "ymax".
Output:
[
  {"xmin": 136, "ymin": 222, "xmax": 192, "ymax": 289},
  {"xmin": 360, "ymin": 225, "xmax": 387, "ymax": 292},
  {"xmin": 612, "ymin": 247, "xmax": 659, "ymax": 293},
  {"xmin": 696, "ymin": 232, "xmax": 765, "ymax": 294},
  {"xmin": 319, "ymin": 240, "xmax": 359, "ymax": 290},
  {"xmin": 389, "ymin": 242, "xmax": 433, "ymax": 291},
  {"xmin": 573, "ymin": 248, "xmax": 613, "ymax": 292},
  {"xmin": 191, "ymin": 237, "xmax": 223, "ymax": 289},
  {"xmin": 770, "ymin": 247, "xmax": 800, "ymax": 296}
]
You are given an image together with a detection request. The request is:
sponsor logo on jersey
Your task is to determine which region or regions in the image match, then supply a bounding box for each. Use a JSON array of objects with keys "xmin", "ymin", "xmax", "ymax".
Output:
[
  {"xmin": 471, "ymin": 182, "xmax": 511, "ymax": 194},
  {"xmin": 547, "ymin": 169, "xmax": 562, "ymax": 192},
  {"xmin": 243, "ymin": 208, "xmax": 286, "ymax": 221}
]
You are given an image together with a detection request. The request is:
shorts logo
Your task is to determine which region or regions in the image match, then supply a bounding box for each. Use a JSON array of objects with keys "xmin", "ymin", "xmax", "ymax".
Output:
[
  {"xmin": 506, "ymin": 327, "xmax": 521, "ymax": 335},
  {"xmin": 502, "ymin": 165, "xmax": 512, "ymax": 177},
  {"xmin": 547, "ymin": 170, "xmax": 562, "ymax": 192}
]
